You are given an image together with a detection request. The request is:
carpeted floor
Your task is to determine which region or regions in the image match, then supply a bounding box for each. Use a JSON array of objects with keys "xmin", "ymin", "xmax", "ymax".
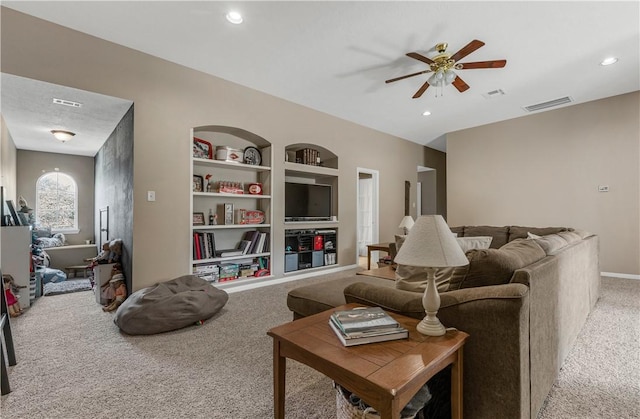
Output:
[{"xmin": 1, "ymin": 272, "xmax": 638, "ymax": 418}]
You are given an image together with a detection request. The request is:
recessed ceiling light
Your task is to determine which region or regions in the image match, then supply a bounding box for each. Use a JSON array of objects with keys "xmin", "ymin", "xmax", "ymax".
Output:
[
  {"xmin": 226, "ymin": 11, "xmax": 243, "ymax": 24},
  {"xmin": 422, "ymin": 111, "xmax": 431, "ymax": 116},
  {"xmin": 600, "ymin": 57, "xmax": 618, "ymax": 66}
]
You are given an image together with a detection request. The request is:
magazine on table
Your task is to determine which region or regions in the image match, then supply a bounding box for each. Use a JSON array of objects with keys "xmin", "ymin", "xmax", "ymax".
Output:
[
  {"xmin": 329, "ymin": 319, "xmax": 408, "ymax": 347},
  {"xmin": 330, "ymin": 306, "xmax": 400, "ymax": 334}
]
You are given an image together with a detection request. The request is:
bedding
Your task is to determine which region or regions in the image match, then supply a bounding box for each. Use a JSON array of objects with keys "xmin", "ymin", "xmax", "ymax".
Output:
[{"xmin": 35, "ymin": 233, "xmax": 66, "ymax": 248}]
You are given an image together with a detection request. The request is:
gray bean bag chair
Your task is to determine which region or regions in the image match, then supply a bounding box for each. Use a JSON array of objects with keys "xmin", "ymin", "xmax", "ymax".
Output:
[{"xmin": 114, "ymin": 275, "xmax": 228, "ymax": 335}]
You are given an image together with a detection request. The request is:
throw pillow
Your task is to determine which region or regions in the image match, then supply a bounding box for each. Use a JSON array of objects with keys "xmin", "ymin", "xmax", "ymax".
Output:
[
  {"xmin": 462, "ymin": 226, "xmax": 509, "ymax": 248},
  {"xmin": 508, "ymin": 226, "xmax": 569, "ymax": 242},
  {"xmin": 456, "ymin": 236, "xmax": 493, "ymax": 252},
  {"xmin": 394, "ymin": 234, "xmax": 470, "ymax": 293},
  {"xmin": 448, "ymin": 238, "xmax": 546, "ymax": 290}
]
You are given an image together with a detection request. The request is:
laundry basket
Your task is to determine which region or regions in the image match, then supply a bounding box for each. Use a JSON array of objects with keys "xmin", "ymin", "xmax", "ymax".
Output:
[{"xmin": 334, "ymin": 383, "xmax": 418, "ymax": 419}]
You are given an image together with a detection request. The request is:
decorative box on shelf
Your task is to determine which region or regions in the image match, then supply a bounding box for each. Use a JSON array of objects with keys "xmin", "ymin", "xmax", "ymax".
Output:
[{"xmin": 234, "ymin": 209, "xmax": 265, "ymax": 225}]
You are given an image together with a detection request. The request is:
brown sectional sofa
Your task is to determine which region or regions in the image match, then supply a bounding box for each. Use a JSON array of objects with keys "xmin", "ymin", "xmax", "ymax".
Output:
[{"xmin": 286, "ymin": 226, "xmax": 601, "ymax": 419}]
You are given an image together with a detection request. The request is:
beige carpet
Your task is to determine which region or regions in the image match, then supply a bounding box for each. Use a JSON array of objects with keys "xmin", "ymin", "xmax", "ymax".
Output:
[{"xmin": 1, "ymin": 272, "xmax": 638, "ymax": 418}]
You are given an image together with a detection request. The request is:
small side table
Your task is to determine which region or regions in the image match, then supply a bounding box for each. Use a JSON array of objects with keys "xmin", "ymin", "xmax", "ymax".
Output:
[
  {"xmin": 268, "ymin": 304, "xmax": 468, "ymax": 419},
  {"xmin": 366, "ymin": 242, "xmax": 391, "ymax": 269}
]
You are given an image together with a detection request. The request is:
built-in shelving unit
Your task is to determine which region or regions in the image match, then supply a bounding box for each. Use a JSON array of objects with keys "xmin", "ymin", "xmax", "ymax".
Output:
[
  {"xmin": 191, "ymin": 126, "xmax": 273, "ymax": 288},
  {"xmin": 283, "ymin": 143, "xmax": 339, "ymax": 275}
]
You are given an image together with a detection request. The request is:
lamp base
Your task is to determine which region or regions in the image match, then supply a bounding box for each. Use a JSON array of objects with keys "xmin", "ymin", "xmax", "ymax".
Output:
[{"xmin": 416, "ymin": 316, "xmax": 446, "ymax": 336}]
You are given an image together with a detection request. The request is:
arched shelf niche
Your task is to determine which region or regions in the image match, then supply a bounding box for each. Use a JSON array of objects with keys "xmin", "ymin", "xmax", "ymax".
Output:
[
  {"xmin": 284, "ymin": 143, "xmax": 338, "ymax": 170},
  {"xmin": 194, "ymin": 125, "xmax": 271, "ymax": 151}
]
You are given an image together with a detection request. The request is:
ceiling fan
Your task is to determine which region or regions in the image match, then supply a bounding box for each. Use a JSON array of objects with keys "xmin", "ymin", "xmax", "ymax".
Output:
[{"xmin": 385, "ymin": 39, "xmax": 506, "ymax": 98}]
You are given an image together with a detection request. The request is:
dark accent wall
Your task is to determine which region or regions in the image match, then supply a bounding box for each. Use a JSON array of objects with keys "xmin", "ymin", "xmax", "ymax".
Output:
[{"xmin": 94, "ymin": 105, "xmax": 134, "ymax": 289}]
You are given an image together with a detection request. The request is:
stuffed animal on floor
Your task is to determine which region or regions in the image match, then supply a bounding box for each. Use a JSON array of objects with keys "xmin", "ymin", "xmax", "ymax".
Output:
[
  {"xmin": 3, "ymin": 275, "xmax": 23, "ymax": 317},
  {"xmin": 102, "ymin": 273, "xmax": 127, "ymax": 312}
]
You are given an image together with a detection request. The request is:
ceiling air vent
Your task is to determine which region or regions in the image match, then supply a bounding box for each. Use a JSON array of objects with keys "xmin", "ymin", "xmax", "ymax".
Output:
[
  {"xmin": 482, "ymin": 89, "xmax": 505, "ymax": 99},
  {"xmin": 53, "ymin": 98, "xmax": 82, "ymax": 108},
  {"xmin": 523, "ymin": 96, "xmax": 572, "ymax": 112}
]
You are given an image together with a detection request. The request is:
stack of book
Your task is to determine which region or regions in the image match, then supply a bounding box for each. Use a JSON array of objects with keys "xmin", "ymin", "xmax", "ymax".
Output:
[{"xmin": 329, "ymin": 307, "xmax": 408, "ymax": 347}]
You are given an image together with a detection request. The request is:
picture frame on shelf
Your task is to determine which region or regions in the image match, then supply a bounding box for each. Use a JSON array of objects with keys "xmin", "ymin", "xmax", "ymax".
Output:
[
  {"xmin": 193, "ymin": 175, "xmax": 204, "ymax": 192},
  {"xmin": 193, "ymin": 212, "xmax": 206, "ymax": 226},
  {"xmin": 193, "ymin": 138, "xmax": 213, "ymax": 159},
  {"xmin": 6, "ymin": 200, "xmax": 21, "ymax": 226}
]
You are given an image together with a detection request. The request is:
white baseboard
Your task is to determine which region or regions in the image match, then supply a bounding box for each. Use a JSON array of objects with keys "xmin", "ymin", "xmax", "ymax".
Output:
[
  {"xmin": 225, "ymin": 264, "xmax": 359, "ymax": 294},
  {"xmin": 601, "ymin": 272, "xmax": 640, "ymax": 280}
]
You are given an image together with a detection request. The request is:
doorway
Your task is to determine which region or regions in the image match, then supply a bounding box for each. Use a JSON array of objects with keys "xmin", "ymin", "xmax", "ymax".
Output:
[
  {"xmin": 356, "ymin": 168, "xmax": 379, "ymax": 268},
  {"xmin": 417, "ymin": 166, "xmax": 436, "ymax": 216}
]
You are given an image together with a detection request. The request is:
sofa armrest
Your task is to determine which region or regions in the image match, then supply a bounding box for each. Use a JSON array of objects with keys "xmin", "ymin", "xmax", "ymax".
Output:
[{"xmin": 344, "ymin": 282, "xmax": 531, "ymax": 419}]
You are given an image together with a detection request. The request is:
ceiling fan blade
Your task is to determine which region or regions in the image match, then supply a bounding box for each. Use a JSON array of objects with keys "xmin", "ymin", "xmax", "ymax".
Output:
[
  {"xmin": 452, "ymin": 76, "xmax": 470, "ymax": 93},
  {"xmin": 458, "ymin": 60, "xmax": 507, "ymax": 69},
  {"xmin": 412, "ymin": 80, "xmax": 431, "ymax": 98},
  {"xmin": 385, "ymin": 69, "xmax": 431, "ymax": 84},
  {"xmin": 450, "ymin": 39, "xmax": 485, "ymax": 63},
  {"xmin": 406, "ymin": 52, "xmax": 434, "ymax": 65}
]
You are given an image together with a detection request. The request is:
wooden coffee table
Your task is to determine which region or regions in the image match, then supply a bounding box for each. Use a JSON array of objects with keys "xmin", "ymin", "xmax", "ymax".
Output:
[{"xmin": 267, "ymin": 303, "xmax": 468, "ymax": 419}]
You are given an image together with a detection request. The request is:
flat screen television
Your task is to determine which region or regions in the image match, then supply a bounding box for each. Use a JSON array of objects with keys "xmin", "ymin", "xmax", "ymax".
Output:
[{"xmin": 285, "ymin": 182, "xmax": 332, "ymax": 221}]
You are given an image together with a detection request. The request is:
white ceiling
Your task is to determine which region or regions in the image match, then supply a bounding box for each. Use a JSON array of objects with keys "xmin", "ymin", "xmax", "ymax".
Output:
[{"xmin": 2, "ymin": 1, "xmax": 639, "ymax": 155}]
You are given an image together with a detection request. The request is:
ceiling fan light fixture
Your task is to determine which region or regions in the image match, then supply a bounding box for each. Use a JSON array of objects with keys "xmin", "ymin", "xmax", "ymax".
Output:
[
  {"xmin": 51, "ymin": 129, "xmax": 75, "ymax": 142},
  {"xmin": 226, "ymin": 11, "xmax": 243, "ymax": 24},
  {"xmin": 600, "ymin": 57, "xmax": 618, "ymax": 66}
]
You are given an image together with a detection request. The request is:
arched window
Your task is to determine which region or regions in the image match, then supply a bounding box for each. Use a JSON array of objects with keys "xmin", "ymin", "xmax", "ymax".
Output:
[{"xmin": 36, "ymin": 171, "xmax": 78, "ymax": 233}]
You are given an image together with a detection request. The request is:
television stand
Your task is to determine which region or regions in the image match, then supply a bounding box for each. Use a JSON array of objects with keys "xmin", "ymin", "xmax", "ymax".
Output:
[{"xmin": 284, "ymin": 229, "xmax": 337, "ymax": 273}]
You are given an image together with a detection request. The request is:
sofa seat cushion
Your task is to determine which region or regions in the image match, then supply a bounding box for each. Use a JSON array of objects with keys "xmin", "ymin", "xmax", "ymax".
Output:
[
  {"xmin": 287, "ymin": 275, "xmax": 393, "ymax": 318},
  {"xmin": 449, "ymin": 238, "xmax": 546, "ymax": 290}
]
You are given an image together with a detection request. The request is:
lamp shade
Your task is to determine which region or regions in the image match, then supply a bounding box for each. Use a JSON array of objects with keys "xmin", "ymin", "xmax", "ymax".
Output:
[
  {"xmin": 398, "ymin": 215, "xmax": 415, "ymax": 231},
  {"xmin": 394, "ymin": 215, "xmax": 468, "ymax": 268}
]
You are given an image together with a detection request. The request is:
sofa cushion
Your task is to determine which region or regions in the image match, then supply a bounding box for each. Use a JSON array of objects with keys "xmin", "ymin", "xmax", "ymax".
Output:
[
  {"xmin": 287, "ymin": 275, "xmax": 394, "ymax": 318},
  {"xmin": 531, "ymin": 234, "xmax": 568, "ymax": 255},
  {"xmin": 393, "ymin": 235, "xmax": 488, "ymax": 293},
  {"xmin": 508, "ymin": 226, "xmax": 569, "ymax": 242},
  {"xmin": 448, "ymin": 238, "xmax": 546, "ymax": 290},
  {"xmin": 462, "ymin": 226, "xmax": 509, "ymax": 248}
]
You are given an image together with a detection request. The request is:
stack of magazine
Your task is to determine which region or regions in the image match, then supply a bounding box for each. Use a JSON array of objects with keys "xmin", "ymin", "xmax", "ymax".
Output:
[{"xmin": 329, "ymin": 307, "xmax": 409, "ymax": 347}]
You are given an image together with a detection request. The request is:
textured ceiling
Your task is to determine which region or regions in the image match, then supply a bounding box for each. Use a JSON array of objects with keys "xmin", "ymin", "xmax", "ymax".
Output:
[{"xmin": 2, "ymin": 1, "xmax": 639, "ymax": 155}]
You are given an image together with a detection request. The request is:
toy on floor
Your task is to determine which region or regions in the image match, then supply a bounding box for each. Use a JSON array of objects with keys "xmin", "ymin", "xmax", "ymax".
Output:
[
  {"xmin": 3, "ymin": 275, "xmax": 23, "ymax": 317},
  {"xmin": 102, "ymin": 272, "xmax": 127, "ymax": 312},
  {"xmin": 99, "ymin": 264, "xmax": 122, "ymax": 304}
]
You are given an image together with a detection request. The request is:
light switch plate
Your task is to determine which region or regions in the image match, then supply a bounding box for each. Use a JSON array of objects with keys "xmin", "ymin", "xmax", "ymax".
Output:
[
  {"xmin": 147, "ymin": 191, "xmax": 156, "ymax": 201},
  {"xmin": 598, "ymin": 185, "xmax": 609, "ymax": 192}
]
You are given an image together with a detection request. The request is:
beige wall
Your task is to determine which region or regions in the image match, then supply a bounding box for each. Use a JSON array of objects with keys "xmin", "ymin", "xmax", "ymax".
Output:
[
  {"xmin": 447, "ymin": 92, "xmax": 640, "ymax": 275},
  {"xmin": 1, "ymin": 8, "xmax": 441, "ymax": 290},
  {"xmin": 1, "ymin": 115, "xmax": 17, "ymax": 202},
  {"xmin": 16, "ymin": 150, "xmax": 95, "ymax": 245}
]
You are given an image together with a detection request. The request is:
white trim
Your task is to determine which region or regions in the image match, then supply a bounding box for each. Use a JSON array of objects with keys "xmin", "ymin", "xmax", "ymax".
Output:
[
  {"xmin": 224, "ymin": 264, "xmax": 358, "ymax": 294},
  {"xmin": 601, "ymin": 272, "xmax": 640, "ymax": 280},
  {"xmin": 356, "ymin": 167, "xmax": 380, "ymax": 264}
]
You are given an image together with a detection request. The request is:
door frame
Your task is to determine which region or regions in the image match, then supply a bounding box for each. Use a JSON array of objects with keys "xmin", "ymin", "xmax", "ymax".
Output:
[{"xmin": 356, "ymin": 167, "xmax": 380, "ymax": 265}]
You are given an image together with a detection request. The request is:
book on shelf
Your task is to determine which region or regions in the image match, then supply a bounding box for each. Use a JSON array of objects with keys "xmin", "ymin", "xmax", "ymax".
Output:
[
  {"xmin": 330, "ymin": 306, "xmax": 401, "ymax": 334},
  {"xmin": 216, "ymin": 248, "xmax": 244, "ymax": 258},
  {"xmin": 328, "ymin": 318, "xmax": 408, "ymax": 347}
]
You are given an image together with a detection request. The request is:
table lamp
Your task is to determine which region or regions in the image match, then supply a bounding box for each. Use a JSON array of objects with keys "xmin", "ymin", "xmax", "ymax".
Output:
[
  {"xmin": 398, "ymin": 215, "xmax": 415, "ymax": 235},
  {"xmin": 394, "ymin": 215, "xmax": 469, "ymax": 336}
]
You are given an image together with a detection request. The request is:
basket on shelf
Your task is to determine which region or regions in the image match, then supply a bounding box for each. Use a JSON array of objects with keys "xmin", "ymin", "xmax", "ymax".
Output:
[{"xmin": 334, "ymin": 383, "xmax": 417, "ymax": 419}]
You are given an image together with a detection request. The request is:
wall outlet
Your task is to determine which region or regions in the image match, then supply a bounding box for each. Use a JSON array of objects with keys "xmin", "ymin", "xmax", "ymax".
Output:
[
  {"xmin": 147, "ymin": 190, "xmax": 156, "ymax": 201},
  {"xmin": 598, "ymin": 185, "xmax": 609, "ymax": 192}
]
